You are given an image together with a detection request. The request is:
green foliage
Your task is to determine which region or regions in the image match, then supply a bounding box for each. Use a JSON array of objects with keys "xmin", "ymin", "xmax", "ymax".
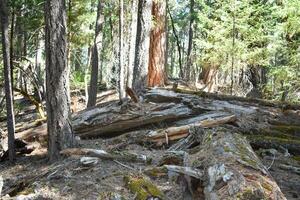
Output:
[{"xmin": 70, "ymin": 71, "xmax": 86, "ymax": 89}]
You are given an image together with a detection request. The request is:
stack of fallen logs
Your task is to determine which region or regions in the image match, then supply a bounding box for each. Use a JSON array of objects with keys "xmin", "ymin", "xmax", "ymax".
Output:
[{"xmin": 66, "ymin": 88, "xmax": 300, "ymax": 199}]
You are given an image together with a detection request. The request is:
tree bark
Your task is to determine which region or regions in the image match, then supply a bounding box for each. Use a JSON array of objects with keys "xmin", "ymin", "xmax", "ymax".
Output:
[
  {"xmin": 0, "ymin": 0, "xmax": 16, "ymax": 162},
  {"xmin": 127, "ymin": 0, "xmax": 138, "ymax": 88},
  {"xmin": 45, "ymin": 0, "xmax": 75, "ymax": 161},
  {"xmin": 118, "ymin": 0, "xmax": 126, "ymax": 100},
  {"xmin": 185, "ymin": 0, "xmax": 194, "ymax": 81},
  {"xmin": 148, "ymin": 0, "xmax": 167, "ymax": 87},
  {"xmin": 87, "ymin": 0, "xmax": 104, "ymax": 108},
  {"xmin": 132, "ymin": 0, "xmax": 153, "ymax": 95}
]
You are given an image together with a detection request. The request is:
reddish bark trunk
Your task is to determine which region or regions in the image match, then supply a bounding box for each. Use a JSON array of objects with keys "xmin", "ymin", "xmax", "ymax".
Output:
[{"xmin": 148, "ymin": 0, "xmax": 166, "ymax": 87}]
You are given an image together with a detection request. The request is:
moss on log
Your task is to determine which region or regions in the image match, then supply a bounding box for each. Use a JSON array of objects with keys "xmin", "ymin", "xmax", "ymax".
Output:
[{"xmin": 124, "ymin": 175, "xmax": 164, "ymax": 200}]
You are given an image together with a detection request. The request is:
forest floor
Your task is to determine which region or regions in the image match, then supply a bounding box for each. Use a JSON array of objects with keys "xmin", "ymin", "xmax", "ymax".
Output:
[{"xmin": 0, "ymin": 88, "xmax": 300, "ymax": 200}]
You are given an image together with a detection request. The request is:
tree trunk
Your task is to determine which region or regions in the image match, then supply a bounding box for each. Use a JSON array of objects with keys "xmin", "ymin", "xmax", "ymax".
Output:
[
  {"xmin": 126, "ymin": 0, "xmax": 138, "ymax": 88},
  {"xmin": 9, "ymin": 9, "xmax": 14, "ymax": 94},
  {"xmin": 87, "ymin": 0, "xmax": 104, "ymax": 108},
  {"xmin": 230, "ymin": 3, "xmax": 236, "ymax": 95},
  {"xmin": 34, "ymin": 34, "xmax": 45, "ymax": 102},
  {"xmin": 167, "ymin": 6, "xmax": 183, "ymax": 78},
  {"xmin": 119, "ymin": 0, "xmax": 126, "ymax": 100},
  {"xmin": 148, "ymin": 0, "xmax": 167, "ymax": 87},
  {"xmin": 132, "ymin": 0, "xmax": 153, "ymax": 95},
  {"xmin": 45, "ymin": 0, "xmax": 75, "ymax": 161},
  {"xmin": 0, "ymin": 0, "xmax": 16, "ymax": 162},
  {"xmin": 185, "ymin": 0, "xmax": 194, "ymax": 81}
]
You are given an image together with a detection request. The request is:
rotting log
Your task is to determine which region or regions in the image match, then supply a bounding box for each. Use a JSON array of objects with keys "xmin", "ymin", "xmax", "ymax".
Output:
[
  {"xmin": 72, "ymin": 102, "xmax": 194, "ymax": 138},
  {"xmin": 169, "ymin": 88, "xmax": 300, "ymax": 110},
  {"xmin": 148, "ymin": 114, "xmax": 236, "ymax": 144},
  {"xmin": 185, "ymin": 128, "xmax": 286, "ymax": 199},
  {"xmin": 60, "ymin": 148, "xmax": 152, "ymax": 164},
  {"xmin": 145, "ymin": 88, "xmax": 261, "ymax": 115}
]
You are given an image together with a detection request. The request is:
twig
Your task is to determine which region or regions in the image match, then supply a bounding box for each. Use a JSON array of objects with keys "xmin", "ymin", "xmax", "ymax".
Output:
[
  {"xmin": 267, "ymin": 153, "xmax": 276, "ymax": 170},
  {"xmin": 114, "ymin": 160, "xmax": 135, "ymax": 171}
]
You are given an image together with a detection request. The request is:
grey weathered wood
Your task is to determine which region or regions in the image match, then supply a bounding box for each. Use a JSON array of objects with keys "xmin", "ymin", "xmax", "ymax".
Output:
[
  {"xmin": 145, "ymin": 88, "xmax": 259, "ymax": 115},
  {"xmin": 187, "ymin": 128, "xmax": 286, "ymax": 200},
  {"xmin": 72, "ymin": 102, "xmax": 193, "ymax": 138},
  {"xmin": 60, "ymin": 148, "xmax": 151, "ymax": 164}
]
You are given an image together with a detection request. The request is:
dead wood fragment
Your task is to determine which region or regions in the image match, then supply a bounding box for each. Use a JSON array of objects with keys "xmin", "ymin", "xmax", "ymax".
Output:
[
  {"xmin": 60, "ymin": 148, "xmax": 152, "ymax": 164},
  {"xmin": 164, "ymin": 165, "xmax": 204, "ymax": 180},
  {"xmin": 278, "ymin": 164, "xmax": 300, "ymax": 175},
  {"xmin": 148, "ymin": 114, "xmax": 236, "ymax": 144},
  {"xmin": 168, "ymin": 126, "xmax": 204, "ymax": 151},
  {"xmin": 158, "ymin": 151, "xmax": 188, "ymax": 166},
  {"xmin": 0, "ymin": 139, "xmax": 34, "ymax": 162},
  {"xmin": 126, "ymin": 87, "xmax": 139, "ymax": 103},
  {"xmin": 80, "ymin": 157, "xmax": 99, "ymax": 166}
]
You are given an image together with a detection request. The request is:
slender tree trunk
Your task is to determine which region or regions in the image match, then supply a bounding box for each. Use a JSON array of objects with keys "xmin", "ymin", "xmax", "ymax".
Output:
[
  {"xmin": 119, "ymin": 0, "xmax": 126, "ymax": 100},
  {"xmin": 127, "ymin": 0, "xmax": 138, "ymax": 88},
  {"xmin": 0, "ymin": 0, "xmax": 16, "ymax": 162},
  {"xmin": 87, "ymin": 0, "xmax": 104, "ymax": 108},
  {"xmin": 167, "ymin": 6, "xmax": 183, "ymax": 78},
  {"xmin": 185, "ymin": 0, "xmax": 194, "ymax": 81},
  {"xmin": 170, "ymin": 40, "xmax": 174, "ymax": 77},
  {"xmin": 45, "ymin": 0, "xmax": 75, "ymax": 162},
  {"xmin": 230, "ymin": 1, "xmax": 236, "ymax": 95},
  {"xmin": 35, "ymin": 33, "xmax": 44, "ymax": 101},
  {"xmin": 9, "ymin": 9, "xmax": 15, "ymax": 93},
  {"xmin": 132, "ymin": 0, "xmax": 153, "ymax": 94},
  {"xmin": 148, "ymin": 0, "xmax": 167, "ymax": 87}
]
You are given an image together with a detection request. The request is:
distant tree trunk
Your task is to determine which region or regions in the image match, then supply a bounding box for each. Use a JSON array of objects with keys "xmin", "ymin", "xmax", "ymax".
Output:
[
  {"xmin": 148, "ymin": 0, "xmax": 167, "ymax": 87},
  {"xmin": 200, "ymin": 64, "xmax": 218, "ymax": 92},
  {"xmin": 35, "ymin": 33, "xmax": 44, "ymax": 101},
  {"xmin": 127, "ymin": 0, "xmax": 138, "ymax": 88},
  {"xmin": 185, "ymin": 0, "xmax": 194, "ymax": 81},
  {"xmin": 119, "ymin": 0, "xmax": 126, "ymax": 100},
  {"xmin": 230, "ymin": 5, "xmax": 236, "ymax": 95},
  {"xmin": 167, "ymin": 6, "xmax": 183, "ymax": 78},
  {"xmin": 87, "ymin": 0, "xmax": 104, "ymax": 108},
  {"xmin": 0, "ymin": 0, "xmax": 16, "ymax": 162},
  {"xmin": 9, "ymin": 9, "xmax": 15, "ymax": 93},
  {"xmin": 132, "ymin": 0, "xmax": 153, "ymax": 94},
  {"xmin": 170, "ymin": 40, "xmax": 175, "ymax": 77},
  {"xmin": 45, "ymin": 0, "xmax": 75, "ymax": 162},
  {"xmin": 74, "ymin": 49, "xmax": 82, "ymax": 72}
]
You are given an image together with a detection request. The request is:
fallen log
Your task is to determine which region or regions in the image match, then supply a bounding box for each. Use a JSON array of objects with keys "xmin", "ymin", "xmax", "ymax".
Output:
[
  {"xmin": 145, "ymin": 88, "xmax": 262, "ymax": 115},
  {"xmin": 171, "ymin": 88, "xmax": 300, "ymax": 110},
  {"xmin": 72, "ymin": 102, "xmax": 194, "ymax": 138},
  {"xmin": 185, "ymin": 128, "xmax": 286, "ymax": 199},
  {"xmin": 60, "ymin": 148, "xmax": 152, "ymax": 164},
  {"xmin": 148, "ymin": 114, "xmax": 236, "ymax": 144}
]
